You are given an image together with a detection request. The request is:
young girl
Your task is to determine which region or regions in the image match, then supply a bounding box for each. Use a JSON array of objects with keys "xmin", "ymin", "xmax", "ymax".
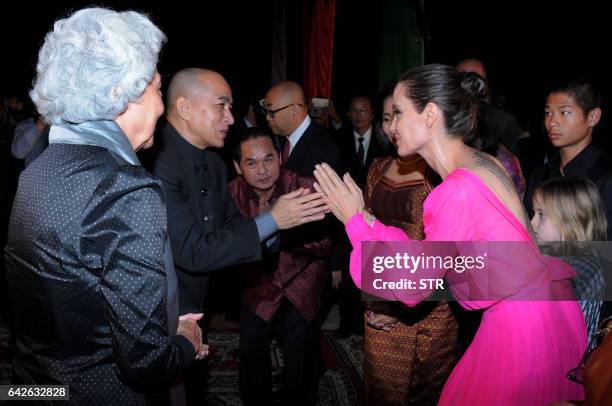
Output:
[{"xmin": 531, "ymin": 177, "xmax": 607, "ymax": 348}]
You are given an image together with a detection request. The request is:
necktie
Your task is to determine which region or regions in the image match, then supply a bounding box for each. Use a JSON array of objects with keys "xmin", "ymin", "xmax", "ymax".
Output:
[
  {"xmin": 282, "ymin": 139, "xmax": 291, "ymax": 164},
  {"xmin": 357, "ymin": 137, "xmax": 365, "ymax": 167}
]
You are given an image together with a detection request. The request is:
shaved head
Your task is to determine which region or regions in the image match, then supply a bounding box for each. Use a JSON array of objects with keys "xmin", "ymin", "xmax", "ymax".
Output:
[
  {"xmin": 456, "ymin": 58, "xmax": 487, "ymax": 79},
  {"xmin": 167, "ymin": 68, "xmax": 227, "ymax": 114},
  {"xmin": 264, "ymin": 81, "xmax": 308, "ymax": 136},
  {"xmin": 165, "ymin": 68, "xmax": 234, "ymax": 149},
  {"xmin": 266, "ymin": 81, "xmax": 306, "ymax": 106}
]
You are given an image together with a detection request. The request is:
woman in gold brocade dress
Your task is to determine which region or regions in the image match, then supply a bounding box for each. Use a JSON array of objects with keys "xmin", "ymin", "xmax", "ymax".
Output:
[{"xmin": 362, "ymin": 87, "xmax": 459, "ymax": 405}]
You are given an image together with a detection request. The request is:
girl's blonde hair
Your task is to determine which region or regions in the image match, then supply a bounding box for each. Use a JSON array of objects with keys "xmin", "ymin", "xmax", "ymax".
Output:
[{"xmin": 533, "ymin": 177, "xmax": 607, "ymax": 242}]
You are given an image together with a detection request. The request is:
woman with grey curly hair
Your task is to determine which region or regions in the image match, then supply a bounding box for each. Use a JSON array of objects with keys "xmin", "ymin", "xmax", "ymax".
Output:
[{"xmin": 5, "ymin": 7, "xmax": 205, "ymax": 405}]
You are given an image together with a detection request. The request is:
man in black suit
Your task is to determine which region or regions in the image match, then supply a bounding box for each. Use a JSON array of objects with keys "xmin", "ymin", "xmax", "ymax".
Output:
[
  {"xmin": 337, "ymin": 96, "xmax": 382, "ymax": 188},
  {"xmin": 263, "ymin": 81, "xmax": 341, "ymax": 176},
  {"xmin": 263, "ymin": 81, "xmax": 344, "ymax": 333},
  {"xmin": 332, "ymin": 96, "xmax": 383, "ymax": 337},
  {"xmin": 145, "ymin": 69, "xmax": 328, "ymax": 403}
]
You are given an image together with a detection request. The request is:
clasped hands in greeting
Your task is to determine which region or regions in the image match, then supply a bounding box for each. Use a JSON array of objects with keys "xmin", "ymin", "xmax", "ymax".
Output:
[
  {"xmin": 313, "ymin": 163, "xmax": 371, "ymax": 225},
  {"xmin": 270, "ymin": 187, "xmax": 330, "ymax": 229}
]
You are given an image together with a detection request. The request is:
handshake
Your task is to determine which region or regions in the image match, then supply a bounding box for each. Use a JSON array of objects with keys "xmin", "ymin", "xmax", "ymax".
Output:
[{"xmin": 177, "ymin": 313, "xmax": 209, "ymax": 360}]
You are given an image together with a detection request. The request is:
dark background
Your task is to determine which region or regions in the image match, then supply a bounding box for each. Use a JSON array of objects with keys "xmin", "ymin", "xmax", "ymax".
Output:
[
  {"xmin": 1, "ymin": 0, "xmax": 610, "ymax": 148},
  {"xmin": 1, "ymin": 0, "xmax": 610, "ymax": 348}
]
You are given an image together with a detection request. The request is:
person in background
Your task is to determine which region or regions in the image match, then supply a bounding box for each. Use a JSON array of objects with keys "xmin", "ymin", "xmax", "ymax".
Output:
[
  {"xmin": 334, "ymin": 95, "xmax": 384, "ymax": 338},
  {"xmin": 308, "ymin": 96, "xmax": 342, "ymax": 130},
  {"xmin": 470, "ymin": 102, "xmax": 526, "ymax": 199},
  {"xmin": 213, "ymin": 95, "xmax": 266, "ymax": 181},
  {"xmin": 525, "ymin": 77, "xmax": 612, "ymax": 328},
  {"xmin": 516, "ymin": 116, "xmax": 542, "ymax": 183},
  {"xmin": 338, "ymin": 96, "xmax": 383, "ymax": 188},
  {"xmin": 456, "ymin": 57, "xmax": 520, "ymax": 157},
  {"xmin": 264, "ymin": 80, "xmax": 343, "ymax": 308},
  {"xmin": 361, "ymin": 84, "xmax": 458, "ymax": 405},
  {"xmin": 264, "ymin": 82, "xmax": 341, "ymax": 176},
  {"xmin": 525, "ymin": 77, "xmax": 612, "ymax": 240},
  {"xmin": 11, "ymin": 112, "xmax": 49, "ymax": 167}
]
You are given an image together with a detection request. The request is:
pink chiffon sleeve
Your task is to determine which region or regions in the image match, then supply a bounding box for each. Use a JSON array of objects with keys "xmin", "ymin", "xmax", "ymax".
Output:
[
  {"xmin": 345, "ymin": 176, "xmax": 476, "ymax": 306},
  {"xmin": 345, "ymin": 213, "xmax": 409, "ymax": 290}
]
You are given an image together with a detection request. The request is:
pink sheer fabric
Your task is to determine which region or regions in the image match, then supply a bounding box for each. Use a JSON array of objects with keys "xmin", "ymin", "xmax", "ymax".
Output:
[{"xmin": 346, "ymin": 168, "xmax": 586, "ymax": 405}]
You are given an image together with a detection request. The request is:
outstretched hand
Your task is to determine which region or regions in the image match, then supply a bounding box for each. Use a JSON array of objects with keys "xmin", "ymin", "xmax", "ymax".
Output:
[
  {"xmin": 271, "ymin": 188, "xmax": 329, "ymax": 230},
  {"xmin": 313, "ymin": 163, "xmax": 365, "ymax": 225}
]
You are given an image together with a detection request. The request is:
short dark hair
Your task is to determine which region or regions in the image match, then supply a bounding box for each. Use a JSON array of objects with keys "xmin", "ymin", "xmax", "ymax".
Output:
[
  {"xmin": 548, "ymin": 77, "xmax": 601, "ymax": 116},
  {"xmin": 231, "ymin": 126, "xmax": 281, "ymax": 163},
  {"xmin": 349, "ymin": 95, "xmax": 373, "ymax": 108}
]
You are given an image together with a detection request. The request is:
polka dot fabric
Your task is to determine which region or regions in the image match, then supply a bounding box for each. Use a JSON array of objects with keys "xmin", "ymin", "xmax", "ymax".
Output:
[{"xmin": 5, "ymin": 144, "xmax": 193, "ymax": 405}]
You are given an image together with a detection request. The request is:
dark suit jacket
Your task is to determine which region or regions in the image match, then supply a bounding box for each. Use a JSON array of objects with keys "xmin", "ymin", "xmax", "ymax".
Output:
[
  {"xmin": 229, "ymin": 169, "xmax": 332, "ymax": 322},
  {"xmin": 283, "ymin": 120, "xmax": 341, "ymax": 175},
  {"xmin": 144, "ymin": 123, "xmax": 262, "ymax": 313},
  {"xmin": 5, "ymin": 143, "xmax": 194, "ymax": 405},
  {"xmin": 487, "ymin": 106, "xmax": 519, "ymax": 157},
  {"xmin": 336, "ymin": 127, "xmax": 383, "ymax": 188},
  {"xmin": 525, "ymin": 143, "xmax": 612, "ymax": 240},
  {"xmin": 282, "ymin": 120, "xmax": 343, "ymax": 272}
]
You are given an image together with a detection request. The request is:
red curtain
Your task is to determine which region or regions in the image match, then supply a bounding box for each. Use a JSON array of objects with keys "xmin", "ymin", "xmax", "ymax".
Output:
[{"xmin": 303, "ymin": 0, "xmax": 336, "ymax": 99}]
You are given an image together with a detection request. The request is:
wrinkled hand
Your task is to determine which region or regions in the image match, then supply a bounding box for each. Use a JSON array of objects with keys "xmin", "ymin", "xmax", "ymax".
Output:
[
  {"xmin": 313, "ymin": 163, "xmax": 365, "ymax": 225},
  {"xmin": 332, "ymin": 270, "xmax": 342, "ymax": 289},
  {"xmin": 271, "ymin": 188, "xmax": 328, "ymax": 230},
  {"xmin": 178, "ymin": 313, "xmax": 209, "ymax": 360},
  {"xmin": 365, "ymin": 310, "xmax": 399, "ymax": 332}
]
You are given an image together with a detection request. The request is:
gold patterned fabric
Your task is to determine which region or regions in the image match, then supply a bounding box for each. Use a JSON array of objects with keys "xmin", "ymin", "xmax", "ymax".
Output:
[{"xmin": 363, "ymin": 156, "xmax": 459, "ymax": 406}]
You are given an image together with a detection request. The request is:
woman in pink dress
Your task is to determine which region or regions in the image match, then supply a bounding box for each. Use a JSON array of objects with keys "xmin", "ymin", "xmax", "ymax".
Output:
[{"xmin": 313, "ymin": 64, "xmax": 586, "ymax": 405}]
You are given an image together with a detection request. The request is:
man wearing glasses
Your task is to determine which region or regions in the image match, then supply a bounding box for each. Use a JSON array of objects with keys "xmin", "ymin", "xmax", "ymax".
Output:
[
  {"xmin": 263, "ymin": 81, "xmax": 340, "ymax": 175},
  {"xmin": 263, "ymin": 80, "xmax": 345, "ymax": 336},
  {"xmin": 340, "ymin": 96, "xmax": 382, "ymax": 189},
  {"xmin": 333, "ymin": 96, "xmax": 383, "ymax": 339}
]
